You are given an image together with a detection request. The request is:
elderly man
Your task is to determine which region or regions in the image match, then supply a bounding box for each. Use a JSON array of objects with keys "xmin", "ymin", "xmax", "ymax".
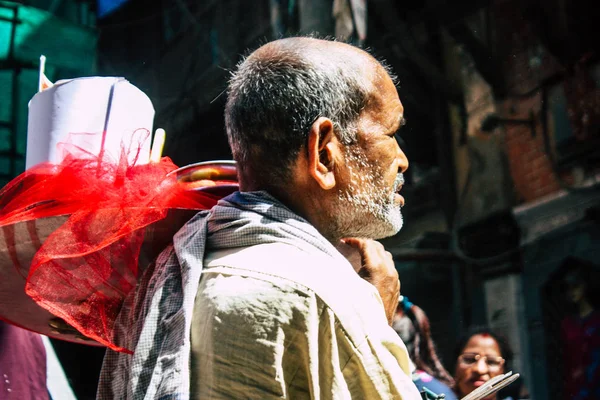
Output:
[{"xmin": 98, "ymin": 37, "xmax": 420, "ymax": 400}]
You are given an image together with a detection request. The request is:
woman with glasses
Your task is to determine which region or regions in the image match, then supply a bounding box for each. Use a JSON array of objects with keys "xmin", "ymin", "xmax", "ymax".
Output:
[{"xmin": 453, "ymin": 327, "xmax": 528, "ymax": 400}]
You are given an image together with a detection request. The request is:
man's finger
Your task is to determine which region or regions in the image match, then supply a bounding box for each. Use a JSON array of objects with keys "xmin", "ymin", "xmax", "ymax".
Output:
[{"xmin": 340, "ymin": 237, "xmax": 369, "ymax": 250}]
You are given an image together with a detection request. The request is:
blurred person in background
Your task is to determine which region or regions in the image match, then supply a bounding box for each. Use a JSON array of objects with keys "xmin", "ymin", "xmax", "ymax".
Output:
[
  {"xmin": 0, "ymin": 321, "xmax": 49, "ymax": 400},
  {"xmin": 560, "ymin": 257, "xmax": 600, "ymax": 400},
  {"xmin": 393, "ymin": 296, "xmax": 457, "ymax": 400}
]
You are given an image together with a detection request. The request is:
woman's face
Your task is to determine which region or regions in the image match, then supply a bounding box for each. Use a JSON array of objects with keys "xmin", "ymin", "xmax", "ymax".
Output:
[{"xmin": 454, "ymin": 334, "xmax": 505, "ymax": 399}]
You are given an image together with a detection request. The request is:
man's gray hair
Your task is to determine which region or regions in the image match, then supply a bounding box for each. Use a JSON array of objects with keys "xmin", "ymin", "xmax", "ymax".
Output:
[{"xmin": 224, "ymin": 39, "xmax": 372, "ymax": 187}]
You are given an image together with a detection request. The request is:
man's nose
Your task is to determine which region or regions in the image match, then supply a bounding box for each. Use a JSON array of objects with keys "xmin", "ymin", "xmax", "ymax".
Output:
[{"xmin": 396, "ymin": 146, "xmax": 409, "ymax": 174}]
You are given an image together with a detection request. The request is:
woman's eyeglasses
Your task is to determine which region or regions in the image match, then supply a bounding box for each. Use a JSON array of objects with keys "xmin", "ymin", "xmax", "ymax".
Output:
[{"xmin": 458, "ymin": 353, "xmax": 505, "ymax": 371}]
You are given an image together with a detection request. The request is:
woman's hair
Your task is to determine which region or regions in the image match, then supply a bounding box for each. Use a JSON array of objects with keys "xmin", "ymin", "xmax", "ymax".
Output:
[
  {"xmin": 394, "ymin": 297, "xmax": 455, "ymax": 386},
  {"xmin": 452, "ymin": 326, "xmax": 514, "ymax": 372}
]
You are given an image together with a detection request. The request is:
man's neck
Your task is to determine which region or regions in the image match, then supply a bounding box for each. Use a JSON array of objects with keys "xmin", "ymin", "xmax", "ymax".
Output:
[{"xmin": 270, "ymin": 184, "xmax": 340, "ymax": 243}]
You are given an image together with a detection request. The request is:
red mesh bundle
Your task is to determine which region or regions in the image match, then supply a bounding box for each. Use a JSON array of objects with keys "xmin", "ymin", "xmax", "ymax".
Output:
[{"xmin": 0, "ymin": 133, "xmax": 219, "ymax": 353}]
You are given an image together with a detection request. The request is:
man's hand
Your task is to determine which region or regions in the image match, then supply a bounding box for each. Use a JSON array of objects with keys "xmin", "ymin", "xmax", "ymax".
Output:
[{"xmin": 337, "ymin": 238, "xmax": 400, "ymax": 325}]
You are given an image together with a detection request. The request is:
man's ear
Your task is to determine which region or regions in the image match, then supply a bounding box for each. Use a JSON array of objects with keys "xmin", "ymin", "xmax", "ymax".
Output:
[{"xmin": 307, "ymin": 117, "xmax": 341, "ymax": 190}]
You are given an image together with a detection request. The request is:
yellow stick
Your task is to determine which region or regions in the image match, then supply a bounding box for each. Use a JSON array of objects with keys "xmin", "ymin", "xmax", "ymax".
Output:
[
  {"xmin": 38, "ymin": 55, "xmax": 46, "ymax": 92},
  {"xmin": 150, "ymin": 128, "xmax": 166, "ymax": 163}
]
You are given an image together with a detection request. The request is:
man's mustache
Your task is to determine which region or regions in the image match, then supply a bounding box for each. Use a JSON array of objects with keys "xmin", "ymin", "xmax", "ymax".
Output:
[{"xmin": 393, "ymin": 173, "xmax": 404, "ymax": 191}]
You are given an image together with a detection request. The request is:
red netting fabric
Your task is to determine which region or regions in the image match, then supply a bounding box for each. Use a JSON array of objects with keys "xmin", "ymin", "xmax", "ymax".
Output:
[{"xmin": 0, "ymin": 133, "xmax": 219, "ymax": 352}]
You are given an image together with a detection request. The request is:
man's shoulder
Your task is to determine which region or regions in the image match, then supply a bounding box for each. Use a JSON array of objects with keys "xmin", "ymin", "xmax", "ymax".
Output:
[
  {"xmin": 205, "ymin": 242, "xmax": 320, "ymax": 264},
  {"xmin": 195, "ymin": 262, "xmax": 316, "ymax": 323},
  {"xmin": 203, "ymin": 242, "xmax": 354, "ymax": 294},
  {"xmin": 195, "ymin": 244, "xmax": 322, "ymax": 336},
  {"xmin": 202, "ymin": 242, "xmax": 388, "ymax": 336},
  {"xmin": 202, "ymin": 242, "xmax": 331, "ymax": 297}
]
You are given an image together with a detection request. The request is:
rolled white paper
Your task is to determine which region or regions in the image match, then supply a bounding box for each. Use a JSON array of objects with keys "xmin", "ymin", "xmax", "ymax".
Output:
[{"xmin": 26, "ymin": 77, "xmax": 155, "ymax": 169}]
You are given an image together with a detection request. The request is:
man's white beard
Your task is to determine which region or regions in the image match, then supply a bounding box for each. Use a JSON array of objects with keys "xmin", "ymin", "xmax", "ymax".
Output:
[{"xmin": 332, "ymin": 147, "xmax": 404, "ymax": 240}]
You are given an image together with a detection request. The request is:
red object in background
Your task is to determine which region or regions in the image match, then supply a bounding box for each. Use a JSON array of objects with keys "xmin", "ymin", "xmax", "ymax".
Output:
[{"xmin": 0, "ymin": 141, "xmax": 236, "ymax": 353}]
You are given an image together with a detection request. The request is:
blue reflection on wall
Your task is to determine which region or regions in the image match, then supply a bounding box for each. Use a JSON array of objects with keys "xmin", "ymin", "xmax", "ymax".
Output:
[{"xmin": 97, "ymin": 0, "xmax": 130, "ymax": 18}]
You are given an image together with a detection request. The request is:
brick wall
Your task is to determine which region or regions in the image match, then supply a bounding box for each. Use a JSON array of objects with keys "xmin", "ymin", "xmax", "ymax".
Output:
[
  {"xmin": 493, "ymin": 1, "xmax": 567, "ymax": 204},
  {"xmin": 501, "ymin": 96, "xmax": 561, "ymax": 203}
]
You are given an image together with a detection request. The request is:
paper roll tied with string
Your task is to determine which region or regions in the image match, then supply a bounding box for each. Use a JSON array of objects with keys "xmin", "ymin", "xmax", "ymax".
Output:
[{"xmin": 1, "ymin": 74, "xmax": 238, "ymax": 352}]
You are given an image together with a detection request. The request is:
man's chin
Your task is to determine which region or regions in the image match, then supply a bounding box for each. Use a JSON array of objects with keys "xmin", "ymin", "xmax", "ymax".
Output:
[
  {"xmin": 334, "ymin": 206, "xmax": 403, "ymax": 239},
  {"xmin": 361, "ymin": 215, "xmax": 404, "ymax": 240},
  {"xmin": 380, "ymin": 211, "xmax": 404, "ymax": 237},
  {"xmin": 372, "ymin": 222, "xmax": 403, "ymax": 239}
]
